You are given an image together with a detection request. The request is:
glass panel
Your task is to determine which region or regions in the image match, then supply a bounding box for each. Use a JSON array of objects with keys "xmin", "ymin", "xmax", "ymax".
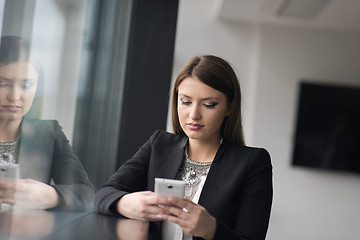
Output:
[
  {"xmin": 0, "ymin": 0, "xmax": 5, "ymax": 33},
  {"xmin": 0, "ymin": 0, "xmax": 132, "ymax": 214}
]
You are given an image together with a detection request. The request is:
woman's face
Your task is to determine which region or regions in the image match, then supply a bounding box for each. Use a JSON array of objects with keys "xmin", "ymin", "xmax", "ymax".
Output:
[
  {"xmin": 177, "ymin": 77, "xmax": 230, "ymax": 143},
  {"xmin": 0, "ymin": 62, "xmax": 38, "ymax": 122}
]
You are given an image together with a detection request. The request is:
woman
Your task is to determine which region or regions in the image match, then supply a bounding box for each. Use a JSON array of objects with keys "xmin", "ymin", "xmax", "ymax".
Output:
[
  {"xmin": 95, "ymin": 55, "xmax": 273, "ymax": 239},
  {"xmin": 0, "ymin": 36, "xmax": 94, "ymax": 210}
]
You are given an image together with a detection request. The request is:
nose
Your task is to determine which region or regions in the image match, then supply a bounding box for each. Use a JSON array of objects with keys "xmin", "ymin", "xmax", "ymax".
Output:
[
  {"xmin": 7, "ymin": 85, "xmax": 22, "ymax": 102},
  {"xmin": 189, "ymin": 104, "xmax": 201, "ymax": 120}
]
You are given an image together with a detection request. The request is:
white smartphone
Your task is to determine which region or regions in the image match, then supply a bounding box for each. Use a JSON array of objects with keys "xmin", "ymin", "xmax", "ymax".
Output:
[
  {"xmin": 0, "ymin": 163, "xmax": 19, "ymax": 211},
  {"xmin": 154, "ymin": 178, "xmax": 185, "ymax": 198}
]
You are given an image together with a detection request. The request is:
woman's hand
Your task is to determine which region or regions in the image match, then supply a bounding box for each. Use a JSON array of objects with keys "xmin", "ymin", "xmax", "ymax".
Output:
[
  {"xmin": 116, "ymin": 191, "xmax": 164, "ymax": 221},
  {"xmin": 0, "ymin": 179, "xmax": 59, "ymax": 209},
  {"xmin": 157, "ymin": 197, "xmax": 217, "ymax": 240}
]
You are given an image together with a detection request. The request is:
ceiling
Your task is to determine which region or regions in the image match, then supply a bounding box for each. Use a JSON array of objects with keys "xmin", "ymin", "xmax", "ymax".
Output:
[{"xmin": 213, "ymin": 0, "xmax": 360, "ymax": 32}]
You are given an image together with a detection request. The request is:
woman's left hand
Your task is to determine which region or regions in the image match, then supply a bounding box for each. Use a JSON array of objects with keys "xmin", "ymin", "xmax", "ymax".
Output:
[
  {"xmin": 156, "ymin": 196, "xmax": 216, "ymax": 240},
  {"xmin": 0, "ymin": 178, "xmax": 59, "ymax": 209}
]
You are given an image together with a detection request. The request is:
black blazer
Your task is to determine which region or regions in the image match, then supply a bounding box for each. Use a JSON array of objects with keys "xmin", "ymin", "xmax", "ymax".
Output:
[
  {"xmin": 18, "ymin": 118, "xmax": 94, "ymax": 210},
  {"xmin": 95, "ymin": 130, "xmax": 273, "ymax": 240}
]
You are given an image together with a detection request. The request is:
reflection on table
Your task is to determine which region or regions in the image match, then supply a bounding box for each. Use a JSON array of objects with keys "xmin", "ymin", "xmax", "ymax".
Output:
[
  {"xmin": 0, "ymin": 209, "xmax": 55, "ymax": 240},
  {"xmin": 0, "ymin": 208, "xmax": 150, "ymax": 240}
]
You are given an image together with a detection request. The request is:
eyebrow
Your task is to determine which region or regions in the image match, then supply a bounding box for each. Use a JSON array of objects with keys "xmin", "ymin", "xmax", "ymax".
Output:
[
  {"xmin": 0, "ymin": 77, "xmax": 36, "ymax": 81},
  {"xmin": 23, "ymin": 78, "xmax": 36, "ymax": 81},
  {"xmin": 179, "ymin": 94, "xmax": 219, "ymax": 101},
  {"xmin": 0, "ymin": 77, "xmax": 11, "ymax": 81}
]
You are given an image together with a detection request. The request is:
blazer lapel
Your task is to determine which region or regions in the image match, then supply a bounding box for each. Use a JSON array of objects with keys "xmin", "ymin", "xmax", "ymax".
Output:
[
  {"xmin": 198, "ymin": 140, "xmax": 227, "ymax": 212},
  {"xmin": 149, "ymin": 134, "xmax": 188, "ymax": 183},
  {"xmin": 18, "ymin": 119, "xmax": 53, "ymax": 182}
]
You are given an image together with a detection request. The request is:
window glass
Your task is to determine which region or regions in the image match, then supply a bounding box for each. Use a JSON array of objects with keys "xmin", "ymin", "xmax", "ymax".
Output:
[
  {"xmin": 0, "ymin": 0, "xmax": 132, "ymax": 208},
  {"xmin": 0, "ymin": 0, "xmax": 5, "ymax": 33}
]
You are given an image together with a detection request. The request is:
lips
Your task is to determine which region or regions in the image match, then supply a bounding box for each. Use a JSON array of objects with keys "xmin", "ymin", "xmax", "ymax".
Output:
[
  {"xmin": 2, "ymin": 105, "xmax": 22, "ymax": 112},
  {"xmin": 187, "ymin": 123, "xmax": 204, "ymax": 130}
]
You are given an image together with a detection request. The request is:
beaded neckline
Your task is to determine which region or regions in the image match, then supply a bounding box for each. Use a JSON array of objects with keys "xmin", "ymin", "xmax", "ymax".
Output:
[
  {"xmin": 176, "ymin": 146, "xmax": 213, "ymax": 200},
  {"xmin": 177, "ymin": 139, "xmax": 223, "ymax": 200},
  {"xmin": 0, "ymin": 137, "xmax": 20, "ymax": 164},
  {"xmin": 184, "ymin": 138, "xmax": 223, "ymax": 165},
  {"xmin": 184, "ymin": 148, "xmax": 213, "ymax": 167},
  {"xmin": 0, "ymin": 138, "xmax": 20, "ymax": 145}
]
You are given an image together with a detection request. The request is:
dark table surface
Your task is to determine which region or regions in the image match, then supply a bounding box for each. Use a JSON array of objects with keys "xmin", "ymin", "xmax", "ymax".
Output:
[{"xmin": 0, "ymin": 208, "xmax": 150, "ymax": 240}]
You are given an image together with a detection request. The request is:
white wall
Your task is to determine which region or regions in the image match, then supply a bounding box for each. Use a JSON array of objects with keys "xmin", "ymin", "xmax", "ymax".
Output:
[
  {"xmin": 173, "ymin": 1, "xmax": 360, "ymax": 239},
  {"xmin": 254, "ymin": 24, "xmax": 360, "ymax": 240}
]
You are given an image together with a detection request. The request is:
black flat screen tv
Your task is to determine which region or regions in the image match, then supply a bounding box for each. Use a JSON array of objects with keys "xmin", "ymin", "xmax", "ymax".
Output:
[{"xmin": 292, "ymin": 82, "xmax": 360, "ymax": 174}]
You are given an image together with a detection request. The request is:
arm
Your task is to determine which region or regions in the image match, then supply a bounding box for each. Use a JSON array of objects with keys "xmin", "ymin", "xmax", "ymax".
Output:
[
  {"xmin": 0, "ymin": 178, "xmax": 60, "ymax": 209},
  {"xmin": 50, "ymin": 121, "xmax": 95, "ymax": 211},
  {"xmin": 1, "ymin": 120, "xmax": 94, "ymax": 210},
  {"xmin": 95, "ymin": 130, "xmax": 161, "ymax": 216}
]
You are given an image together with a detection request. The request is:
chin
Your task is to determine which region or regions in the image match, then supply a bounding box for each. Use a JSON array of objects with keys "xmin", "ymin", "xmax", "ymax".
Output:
[
  {"xmin": 0, "ymin": 113, "xmax": 24, "ymax": 122},
  {"xmin": 184, "ymin": 131, "xmax": 205, "ymax": 140}
]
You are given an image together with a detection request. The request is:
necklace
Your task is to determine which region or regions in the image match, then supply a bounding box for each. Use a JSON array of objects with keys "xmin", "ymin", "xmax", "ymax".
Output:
[
  {"xmin": 176, "ymin": 146, "xmax": 213, "ymax": 200},
  {"xmin": 183, "ymin": 138, "xmax": 223, "ymax": 178},
  {"xmin": 0, "ymin": 137, "xmax": 20, "ymax": 164},
  {"xmin": 177, "ymin": 139, "xmax": 223, "ymax": 200},
  {"xmin": 184, "ymin": 147, "xmax": 213, "ymax": 178}
]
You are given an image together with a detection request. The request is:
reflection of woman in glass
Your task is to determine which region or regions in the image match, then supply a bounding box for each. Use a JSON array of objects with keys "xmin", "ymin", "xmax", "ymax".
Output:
[
  {"xmin": 96, "ymin": 55, "xmax": 273, "ymax": 239},
  {"xmin": 0, "ymin": 36, "xmax": 94, "ymax": 210}
]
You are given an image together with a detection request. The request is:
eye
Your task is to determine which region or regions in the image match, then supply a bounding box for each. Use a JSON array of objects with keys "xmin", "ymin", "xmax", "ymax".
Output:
[
  {"xmin": 22, "ymin": 79, "xmax": 35, "ymax": 89},
  {"xmin": 180, "ymin": 98, "xmax": 191, "ymax": 105},
  {"xmin": 204, "ymin": 102, "xmax": 218, "ymax": 109},
  {"xmin": 0, "ymin": 79, "xmax": 9, "ymax": 87}
]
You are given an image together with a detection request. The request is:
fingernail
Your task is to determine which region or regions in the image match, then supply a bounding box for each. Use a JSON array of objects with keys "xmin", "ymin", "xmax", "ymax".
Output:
[
  {"xmin": 158, "ymin": 204, "xmax": 165, "ymax": 208},
  {"xmin": 156, "ymin": 214, "xmax": 163, "ymax": 219},
  {"xmin": 168, "ymin": 197, "xmax": 174, "ymax": 202}
]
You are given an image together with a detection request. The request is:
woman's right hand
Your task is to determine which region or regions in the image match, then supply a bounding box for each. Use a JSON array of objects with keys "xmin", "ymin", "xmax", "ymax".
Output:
[
  {"xmin": 0, "ymin": 178, "xmax": 59, "ymax": 209},
  {"xmin": 116, "ymin": 191, "xmax": 163, "ymax": 221}
]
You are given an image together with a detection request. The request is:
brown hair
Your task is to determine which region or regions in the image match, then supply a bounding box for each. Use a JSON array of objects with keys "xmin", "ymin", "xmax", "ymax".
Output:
[{"xmin": 171, "ymin": 55, "xmax": 245, "ymax": 145}]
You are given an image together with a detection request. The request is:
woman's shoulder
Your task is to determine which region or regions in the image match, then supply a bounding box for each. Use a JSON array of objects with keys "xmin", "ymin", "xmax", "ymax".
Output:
[
  {"xmin": 21, "ymin": 118, "xmax": 62, "ymax": 135},
  {"xmin": 224, "ymin": 141, "xmax": 272, "ymax": 166},
  {"xmin": 23, "ymin": 118, "xmax": 60, "ymax": 127},
  {"xmin": 225, "ymin": 140, "xmax": 269, "ymax": 154},
  {"xmin": 149, "ymin": 130, "xmax": 187, "ymax": 146}
]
